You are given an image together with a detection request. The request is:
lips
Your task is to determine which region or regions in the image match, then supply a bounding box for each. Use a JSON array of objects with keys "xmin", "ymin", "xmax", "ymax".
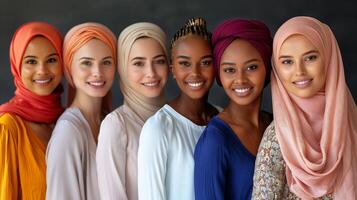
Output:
[
  {"xmin": 293, "ymin": 78, "xmax": 312, "ymax": 88},
  {"xmin": 232, "ymin": 86, "xmax": 253, "ymax": 97},
  {"xmin": 185, "ymin": 80, "xmax": 205, "ymax": 89},
  {"xmin": 33, "ymin": 78, "xmax": 53, "ymax": 85},
  {"xmin": 87, "ymin": 80, "xmax": 105, "ymax": 88},
  {"xmin": 142, "ymin": 80, "xmax": 160, "ymax": 87}
]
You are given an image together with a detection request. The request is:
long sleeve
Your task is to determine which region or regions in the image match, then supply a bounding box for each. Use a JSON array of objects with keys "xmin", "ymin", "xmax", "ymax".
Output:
[
  {"xmin": 96, "ymin": 113, "xmax": 128, "ymax": 200},
  {"xmin": 0, "ymin": 124, "xmax": 18, "ymax": 200},
  {"xmin": 194, "ymin": 127, "xmax": 226, "ymax": 200},
  {"xmin": 46, "ymin": 120, "xmax": 85, "ymax": 200},
  {"xmin": 138, "ymin": 116, "xmax": 169, "ymax": 200},
  {"xmin": 251, "ymin": 123, "xmax": 287, "ymax": 200}
]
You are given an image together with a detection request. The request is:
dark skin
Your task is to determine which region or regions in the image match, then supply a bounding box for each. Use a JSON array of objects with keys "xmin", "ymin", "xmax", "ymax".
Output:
[
  {"xmin": 169, "ymin": 35, "xmax": 218, "ymax": 125},
  {"xmin": 218, "ymin": 97, "xmax": 271, "ymax": 156}
]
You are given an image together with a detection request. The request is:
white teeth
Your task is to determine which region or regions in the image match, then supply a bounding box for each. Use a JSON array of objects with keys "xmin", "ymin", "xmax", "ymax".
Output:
[
  {"xmin": 187, "ymin": 82, "xmax": 203, "ymax": 87},
  {"xmin": 234, "ymin": 88, "xmax": 251, "ymax": 93},
  {"xmin": 34, "ymin": 79, "xmax": 51, "ymax": 84},
  {"xmin": 89, "ymin": 81, "xmax": 105, "ymax": 86},
  {"xmin": 294, "ymin": 80, "xmax": 310, "ymax": 85},
  {"xmin": 143, "ymin": 81, "xmax": 159, "ymax": 87}
]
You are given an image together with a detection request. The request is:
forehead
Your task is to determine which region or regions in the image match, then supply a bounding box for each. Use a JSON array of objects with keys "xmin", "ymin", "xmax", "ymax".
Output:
[
  {"xmin": 172, "ymin": 35, "xmax": 212, "ymax": 57},
  {"xmin": 221, "ymin": 39, "xmax": 262, "ymax": 61},
  {"xmin": 279, "ymin": 34, "xmax": 317, "ymax": 55},
  {"xmin": 129, "ymin": 37, "xmax": 164, "ymax": 57},
  {"xmin": 24, "ymin": 36, "xmax": 56, "ymax": 56}
]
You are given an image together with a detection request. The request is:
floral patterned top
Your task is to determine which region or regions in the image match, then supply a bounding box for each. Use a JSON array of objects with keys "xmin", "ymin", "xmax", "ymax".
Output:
[{"xmin": 252, "ymin": 122, "xmax": 334, "ymax": 200}]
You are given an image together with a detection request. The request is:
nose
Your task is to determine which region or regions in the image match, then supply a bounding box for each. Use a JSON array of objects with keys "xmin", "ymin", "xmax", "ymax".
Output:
[
  {"xmin": 92, "ymin": 64, "xmax": 102, "ymax": 77},
  {"xmin": 146, "ymin": 63, "xmax": 156, "ymax": 78},
  {"xmin": 37, "ymin": 62, "xmax": 50, "ymax": 74},
  {"xmin": 192, "ymin": 63, "xmax": 202, "ymax": 76},
  {"xmin": 295, "ymin": 61, "xmax": 307, "ymax": 76},
  {"xmin": 234, "ymin": 70, "xmax": 247, "ymax": 84}
]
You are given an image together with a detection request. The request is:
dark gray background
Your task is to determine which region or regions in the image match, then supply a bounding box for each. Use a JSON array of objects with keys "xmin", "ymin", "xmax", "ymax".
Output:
[{"xmin": 1, "ymin": 0, "xmax": 356, "ymax": 112}]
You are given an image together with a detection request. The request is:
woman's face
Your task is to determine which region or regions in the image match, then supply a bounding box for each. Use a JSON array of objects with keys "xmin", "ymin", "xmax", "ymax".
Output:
[
  {"xmin": 171, "ymin": 35, "xmax": 214, "ymax": 99},
  {"xmin": 276, "ymin": 34, "xmax": 326, "ymax": 98},
  {"xmin": 71, "ymin": 39, "xmax": 115, "ymax": 98},
  {"xmin": 220, "ymin": 39, "xmax": 266, "ymax": 106},
  {"xmin": 126, "ymin": 37, "xmax": 168, "ymax": 98},
  {"xmin": 21, "ymin": 36, "xmax": 62, "ymax": 96}
]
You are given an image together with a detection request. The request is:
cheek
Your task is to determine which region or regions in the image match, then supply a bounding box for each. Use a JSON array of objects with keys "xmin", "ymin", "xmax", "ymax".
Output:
[
  {"xmin": 276, "ymin": 66, "xmax": 292, "ymax": 83},
  {"xmin": 202, "ymin": 67, "xmax": 214, "ymax": 79},
  {"xmin": 126, "ymin": 68, "xmax": 144, "ymax": 84},
  {"xmin": 156, "ymin": 66, "xmax": 169, "ymax": 79}
]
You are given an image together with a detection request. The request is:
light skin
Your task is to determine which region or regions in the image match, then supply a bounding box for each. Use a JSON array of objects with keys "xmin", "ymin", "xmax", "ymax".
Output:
[
  {"xmin": 218, "ymin": 39, "xmax": 271, "ymax": 155},
  {"xmin": 126, "ymin": 37, "xmax": 169, "ymax": 98},
  {"xmin": 70, "ymin": 39, "xmax": 115, "ymax": 143},
  {"xmin": 276, "ymin": 34, "xmax": 326, "ymax": 98},
  {"xmin": 169, "ymin": 35, "xmax": 218, "ymax": 125},
  {"xmin": 21, "ymin": 36, "xmax": 63, "ymax": 146}
]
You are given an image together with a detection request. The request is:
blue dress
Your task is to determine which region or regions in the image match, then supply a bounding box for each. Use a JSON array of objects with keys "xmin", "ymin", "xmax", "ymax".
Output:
[{"xmin": 194, "ymin": 116, "xmax": 256, "ymax": 200}]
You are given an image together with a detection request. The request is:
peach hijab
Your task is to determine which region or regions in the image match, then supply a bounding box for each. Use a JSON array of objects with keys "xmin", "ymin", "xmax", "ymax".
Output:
[
  {"xmin": 271, "ymin": 16, "xmax": 357, "ymax": 199},
  {"xmin": 63, "ymin": 22, "xmax": 117, "ymax": 114}
]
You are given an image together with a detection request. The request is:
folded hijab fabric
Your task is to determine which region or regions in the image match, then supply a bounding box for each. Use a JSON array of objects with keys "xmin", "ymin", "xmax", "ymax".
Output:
[
  {"xmin": 63, "ymin": 22, "xmax": 117, "ymax": 114},
  {"xmin": 211, "ymin": 18, "xmax": 273, "ymax": 86},
  {"xmin": 0, "ymin": 22, "xmax": 64, "ymax": 123},
  {"xmin": 117, "ymin": 22, "xmax": 168, "ymax": 121},
  {"xmin": 271, "ymin": 16, "xmax": 357, "ymax": 199}
]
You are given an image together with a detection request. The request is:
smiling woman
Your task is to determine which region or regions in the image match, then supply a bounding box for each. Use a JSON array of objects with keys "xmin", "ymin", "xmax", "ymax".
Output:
[
  {"xmin": 137, "ymin": 17, "xmax": 219, "ymax": 200},
  {"xmin": 45, "ymin": 22, "xmax": 116, "ymax": 200},
  {"xmin": 0, "ymin": 22, "xmax": 64, "ymax": 200}
]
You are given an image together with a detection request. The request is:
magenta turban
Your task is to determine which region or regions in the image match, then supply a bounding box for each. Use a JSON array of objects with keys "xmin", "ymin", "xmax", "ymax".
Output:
[{"xmin": 212, "ymin": 19, "xmax": 273, "ymax": 86}]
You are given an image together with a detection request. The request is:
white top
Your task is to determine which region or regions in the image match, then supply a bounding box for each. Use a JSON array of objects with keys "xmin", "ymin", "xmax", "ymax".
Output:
[
  {"xmin": 96, "ymin": 104, "xmax": 144, "ymax": 200},
  {"xmin": 138, "ymin": 104, "xmax": 206, "ymax": 200},
  {"xmin": 46, "ymin": 108, "xmax": 99, "ymax": 200}
]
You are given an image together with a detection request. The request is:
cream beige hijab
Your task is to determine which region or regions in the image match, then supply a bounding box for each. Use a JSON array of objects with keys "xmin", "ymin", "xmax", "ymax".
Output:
[
  {"xmin": 271, "ymin": 16, "xmax": 357, "ymax": 199},
  {"xmin": 117, "ymin": 22, "xmax": 168, "ymax": 122}
]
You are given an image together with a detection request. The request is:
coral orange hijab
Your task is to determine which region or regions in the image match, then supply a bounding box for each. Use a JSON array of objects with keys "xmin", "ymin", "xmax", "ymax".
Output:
[
  {"xmin": 271, "ymin": 16, "xmax": 357, "ymax": 199},
  {"xmin": 63, "ymin": 22, "xmax": 117, "ymax": 115},
  {"xmin": 0, "ymin": 22, "xmax": 64, "ymax": 123}
]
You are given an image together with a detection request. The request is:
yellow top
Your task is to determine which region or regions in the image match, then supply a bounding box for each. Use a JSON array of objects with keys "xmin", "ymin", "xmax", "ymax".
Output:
[{"xmin": 0, "ymin": 113, "xmax": 46, "ymax": 200}]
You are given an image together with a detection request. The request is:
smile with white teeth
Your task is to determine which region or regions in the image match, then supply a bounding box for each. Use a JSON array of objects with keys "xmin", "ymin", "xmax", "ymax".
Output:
[
  {"xmin": 186, "ymin": 81, "xmax": 204, "ymax": 88},
  {"xmin": 233, "ymin": 86, "xmax": 252, "ymax": 96},
  {"xmin": 33, "ymin": 78, "xmax": 52, "ymax": 84},
  {"xmin": 88, "ymin": 81, "xmax": 105, "ymax": 87},
  {"xmin": 142, "ymin": 81, "xmax": 159, "ymax": 87},
  {"xmin": 293, "ymin": 79, "xmax": 312, "ymax": 88}
]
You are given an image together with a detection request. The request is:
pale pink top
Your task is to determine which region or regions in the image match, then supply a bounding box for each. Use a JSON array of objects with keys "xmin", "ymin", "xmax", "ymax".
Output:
[{"xmin": 96, "ymin": 103, "xmax": 144, "ymax": 200}]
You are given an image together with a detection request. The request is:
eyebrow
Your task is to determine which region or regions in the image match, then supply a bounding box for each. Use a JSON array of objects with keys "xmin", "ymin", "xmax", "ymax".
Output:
[
  {"xmin": 176, "ymin": 55, "xmax": 213, "ymax": 60},
  {"xmin": 23, "ymin": 55, "xmax": 37, "ymax": 59},
  {"xmin": 80, "ymin": 57, "xmax": 95, "ymax": 60},
  {"xmin": 102, "ymin": 56, "xmax": 113, "ymax": 60},
  {"xmin": 153, "ymin": 54, "xmax": 166, "ymax": 59},
  {"xmin": 279, "ymin": 50, "xmax": 319, "ymax": 59},
  {"xmin": 47, "ymin": 53, "xmax": 59, "ymax": 58},
  {"xmin": 221, "ymin": 58, "xmax": 259, "ymax": 66}
]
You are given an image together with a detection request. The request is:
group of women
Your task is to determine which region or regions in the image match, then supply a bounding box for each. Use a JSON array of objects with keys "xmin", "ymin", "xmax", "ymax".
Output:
[{"xmin": 0, "ymin": 15, "xmax": 356, "ymax": 200}]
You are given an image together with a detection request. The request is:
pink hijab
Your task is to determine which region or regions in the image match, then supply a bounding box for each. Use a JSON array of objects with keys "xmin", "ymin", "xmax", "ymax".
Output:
[{"xmin": 271, "ymin": 16, "xmax": 357, "ymax": 199}]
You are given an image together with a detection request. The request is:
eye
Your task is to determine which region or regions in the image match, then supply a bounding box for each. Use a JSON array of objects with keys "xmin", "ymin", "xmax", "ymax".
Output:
[
  {"xmin": 154, "ymin": 58, "xmax": 167, "ymax": 65},
  {"xmin": 223, "ymin": 67, "xmax": 236, "ymax": 73},
  {"xmin": 178, "ymin": 61, "xmax": 191, "ymax": 67},
  {"xmin": 281, "ymin": 59, "xmax": 293, "ymax": 65},
  {"xmin": 25, "ymin": 59, "xmax": 37, "ymax": 65},
  {"xmin": 201, "ymin": 59, "xmax": 212, "ymax": 66},
  {"xmin": 102, "ymin": 60, "xmax": 112, "ymax": 65},
  {"xmin": 246, "ymin": 64, "xmax": 258, "ymax": 71},
  {"xmin": 47, "ymin": 57, "xmax": 58, "ymax": 63},
  {"xmin": 305, "ymin": 54, "xmax": 318, "ymax": 62},
  {"xmin": 133, "ymin": 61, "xmax": 145, "ymax": 67},
  {"xmin": 81, "ymin": 60, "xmax": 92, "ymax": 66}
]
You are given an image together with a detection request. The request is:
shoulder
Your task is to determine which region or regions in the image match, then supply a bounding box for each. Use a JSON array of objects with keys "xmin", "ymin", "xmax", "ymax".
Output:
[
  {"xmin": 142, "ymin": 105, "xmax": 174, "ymax": 132},
  {"xmin": 0, "ymin": 113, "xmax": 27, "ymax": 142},
  {"xmin": 49, "ymin": 109, "xmax": 87, "ymax": 148},
  {"xmin": 196, "ymin": 118, "xmax": 227, "ymax": 152},
  {"xmin": 101, "ymin": 106, "xmax": 126, "ymax": 130}
]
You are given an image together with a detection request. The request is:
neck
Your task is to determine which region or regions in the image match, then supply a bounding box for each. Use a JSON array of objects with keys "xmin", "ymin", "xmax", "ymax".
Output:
[
  {"xmin": 70, "ymin": 92, "xmax": 103, "ymax": 142},
  {"xmin": 169, "ymin": 92, "xmax": 213, "ymax": 125},
  {"xmin": 224, "ymin": 96, "xmax": 262, "ymax": 127}
]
